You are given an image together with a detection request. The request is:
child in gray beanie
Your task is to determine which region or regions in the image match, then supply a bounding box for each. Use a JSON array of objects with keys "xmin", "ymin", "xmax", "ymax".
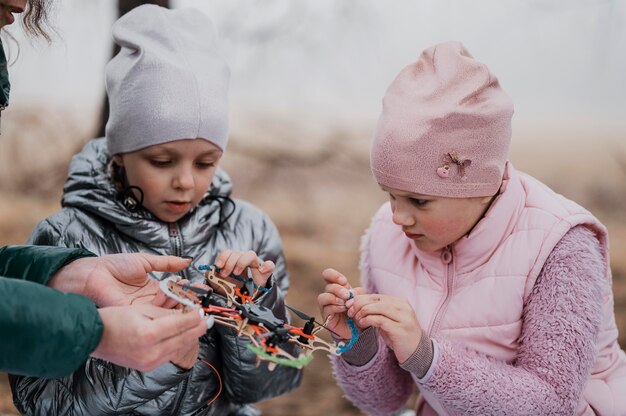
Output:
[{"xmin": 10, "ymin": 5, "xmax": 301, "ymax": 416}]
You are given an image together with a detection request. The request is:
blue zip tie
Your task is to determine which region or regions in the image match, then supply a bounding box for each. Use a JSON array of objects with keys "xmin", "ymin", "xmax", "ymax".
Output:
[
  {"xmin": 337, "ymin": 318, "xmax": 359, "ymax": 354},
  {"xmin": 337, "ymin": 290, "xmax": 358, "ymax": 353},
  {"xmin": 198, "ymin": 264, "xmax": 271, "ymax": 293}
]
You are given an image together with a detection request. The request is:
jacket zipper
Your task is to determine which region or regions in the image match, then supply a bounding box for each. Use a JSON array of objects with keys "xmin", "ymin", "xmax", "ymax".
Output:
[
  {"xmin": 427, "ymin": 245, "xmax": 455, "ymax": 337},
  {"xmin": 169, "ymin": 222, "xmax": 190, "ymax": 414},
  {"xmin": 168, "ymin": 222, "xmax": 188, "ymax": 280}
]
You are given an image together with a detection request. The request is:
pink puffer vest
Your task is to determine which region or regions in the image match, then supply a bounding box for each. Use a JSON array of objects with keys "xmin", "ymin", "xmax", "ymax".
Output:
[{"xmin": 361, "ymin": 162, "xmax": 626, "ymax": 415}]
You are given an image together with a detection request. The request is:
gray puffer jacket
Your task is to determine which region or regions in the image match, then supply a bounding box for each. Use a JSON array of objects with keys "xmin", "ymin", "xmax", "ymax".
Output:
[{"xmin": 10, "ymin": 138, "xmax": 302, "ymax": 415}]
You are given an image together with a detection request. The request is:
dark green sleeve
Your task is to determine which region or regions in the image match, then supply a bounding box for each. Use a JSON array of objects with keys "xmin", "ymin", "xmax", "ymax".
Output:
[
  {"xmin": 0, "ymin": 277, "xmax": 103, "ymax": 378},
  {"xmin": 0, "ymin": 245, "xmax": 101, "ymax": 377},
  {"xmin": 0, "ymin": 245, "xmax": 96, "ymax": 285}
]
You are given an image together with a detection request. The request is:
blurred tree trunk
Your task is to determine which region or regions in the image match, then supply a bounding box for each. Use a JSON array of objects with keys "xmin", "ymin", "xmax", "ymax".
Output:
[{"xmin": 95, "ymin": 0, "xmax": 170, "ymax": 139}]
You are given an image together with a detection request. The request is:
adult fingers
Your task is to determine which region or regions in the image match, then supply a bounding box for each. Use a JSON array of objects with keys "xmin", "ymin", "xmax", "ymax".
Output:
[
  {"xmin": 150, "ymin": 290, "xmax": 181, "ymax": 309},
  {"xmin": 134, "ymin": 315, "xmax": 206, "ymax": 371},
  {"xmin": 140, "ymin": 253, "xmax": 192, "ymax": 274},
  {"xmin": 146, "ymin": 308, "xmax": 208, "ymax": 342},
  {"xmin": 151, "ymin": 314, "xmax": 207, "ymax": 358}
]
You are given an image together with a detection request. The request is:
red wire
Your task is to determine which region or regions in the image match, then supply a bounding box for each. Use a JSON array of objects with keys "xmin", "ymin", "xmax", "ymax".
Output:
[{"xmin": 199, "ymin": 359, "xmax": 223, "ymax": 407}]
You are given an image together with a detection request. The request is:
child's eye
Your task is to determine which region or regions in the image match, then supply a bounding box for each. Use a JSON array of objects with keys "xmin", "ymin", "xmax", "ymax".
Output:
[
  {"xmin": 410, "ymin": 198, "xmax": 428, "ymax": 206},
  {"xmin": 196, "ymin": 161, "xmax": 216, "ymax": 169},
  {"xmin": 150, "ymin": 159, "xmax": 172, "ymax": 167}
]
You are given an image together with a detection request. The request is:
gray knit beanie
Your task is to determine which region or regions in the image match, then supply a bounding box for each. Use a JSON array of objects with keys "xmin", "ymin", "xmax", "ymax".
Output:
[{"xmin": 105, "ymin": 4, "xmax": 230, "ymax": 155}]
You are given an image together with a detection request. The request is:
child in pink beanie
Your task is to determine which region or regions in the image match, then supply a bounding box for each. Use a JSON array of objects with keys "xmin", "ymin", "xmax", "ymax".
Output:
[{"xmin": 318, "ymin": 41, "xmax": 626, "ymax": 415}]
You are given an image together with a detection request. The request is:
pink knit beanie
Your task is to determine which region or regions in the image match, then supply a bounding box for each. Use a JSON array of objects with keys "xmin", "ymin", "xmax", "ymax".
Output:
[{"xmin": 371, "ymin": 41, "xmax": 513, "ymax": 198}]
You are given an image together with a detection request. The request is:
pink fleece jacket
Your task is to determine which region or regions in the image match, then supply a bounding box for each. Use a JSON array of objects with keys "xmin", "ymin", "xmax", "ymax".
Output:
[{"xmin": 332, "ymin": 164, "xmax": 626, "ymax": 415}]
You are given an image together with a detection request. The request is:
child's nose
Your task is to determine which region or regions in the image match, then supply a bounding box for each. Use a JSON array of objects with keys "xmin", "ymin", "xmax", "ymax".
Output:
[
  {"xmin": 173, "ymin": 168, "xmax": 195, "ymax": 190},
  {"xmin": 391, "ymin": 205, "xmax": 415, "ymax": 227}
]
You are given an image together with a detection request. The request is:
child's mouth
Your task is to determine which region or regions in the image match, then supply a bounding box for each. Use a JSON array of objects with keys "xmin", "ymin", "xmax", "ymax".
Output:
[
  {"xmin": 165, "ymin": 201, "xmax": 191, "ymax": 213},
  {"xmin": 404, "ymin": 232, "xmax": 423, "ymax": 240}
]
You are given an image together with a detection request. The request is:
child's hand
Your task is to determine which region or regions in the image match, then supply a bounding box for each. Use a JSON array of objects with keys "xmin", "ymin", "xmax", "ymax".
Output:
[
  {"xmin": 345, "ymin": 294, "xmax": 423, "ymax": 363},
  {"xmin": 318, "ymin": 268, "xmax": 366, "ymax": 340},
  {"xmin": 214, "ymin": 250, "xmax": 275, "ymax": 288}
]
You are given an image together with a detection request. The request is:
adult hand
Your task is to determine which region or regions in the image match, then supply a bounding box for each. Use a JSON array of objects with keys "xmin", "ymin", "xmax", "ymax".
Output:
[
  {"xmin": 214, "ymin": 250, "xmax": 274, "ymax": 288},
  {"xmin": 48, "ymin": 253, "xmax": 191, "ymax": 307},
  {"xmin": 92, "ymin": 304, "xmax": 207, "ymax": 372},
  {"xmin": 169, "ymin": 339, "xmax": 200, "ymax": 370},
  {"xmin": 345, "ymin": 294, "xmax": 423, "ymax": 363},
  {"xmin": 317, "ymin": 268, "xmax": 366, "ymax": 340}
]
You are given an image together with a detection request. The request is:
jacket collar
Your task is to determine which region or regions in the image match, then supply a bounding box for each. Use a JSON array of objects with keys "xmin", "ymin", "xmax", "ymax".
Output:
[{"xmin": 411, "ymin": 162, "xmax": 526, "ymax": 275}]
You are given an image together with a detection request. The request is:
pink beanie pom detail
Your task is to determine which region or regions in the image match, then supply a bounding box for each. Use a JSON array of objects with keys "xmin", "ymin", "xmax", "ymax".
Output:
[{"xmin": 370, "ymin": 41, "xmax": 513, "ymax": 198}]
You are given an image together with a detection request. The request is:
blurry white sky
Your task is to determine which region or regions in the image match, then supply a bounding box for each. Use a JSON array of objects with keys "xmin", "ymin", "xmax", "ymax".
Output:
[{"xmin": 4, "ymin": 0, "xmax": 626, "ymax": 134}]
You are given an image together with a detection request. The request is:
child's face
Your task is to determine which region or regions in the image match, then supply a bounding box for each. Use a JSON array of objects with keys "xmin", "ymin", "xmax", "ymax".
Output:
[
  {"xmin": 114, "ymin": 139, "xmax": 222, "ymax": 223},
  {"xmin": 381, "ymin": 185, "xmax": 494, "ymax": 253}
]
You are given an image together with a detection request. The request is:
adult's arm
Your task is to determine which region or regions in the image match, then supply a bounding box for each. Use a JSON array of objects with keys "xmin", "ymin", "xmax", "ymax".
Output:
[
  {"xmin": 0, "ymin": 245, "xmax": 95, "ymax": 284},
  {"xmin": 0, "ymin": 245, "xmax": 101, "ymax": 377},
  {"xmin": 2, "ymin": 244, "xmax": 205, "ymax": 380},
  {"xmin": 10, "ymin": 305, "xmax": 205, "ymax": 416},
  {"xmin": 0, "ymin": 277, "xmax": 102, "ymax": 378}
]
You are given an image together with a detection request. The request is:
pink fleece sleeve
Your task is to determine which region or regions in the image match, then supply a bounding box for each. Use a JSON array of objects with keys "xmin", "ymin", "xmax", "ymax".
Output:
[
  {"xmin": 328, "ymin": 225, "xmax": 415, "ymax": 415},
  {"xmin": 331, "ymin": 335, "xmax": 414, "ymax": 416},
  {"xmin": 420, "ymin": 225, "xmax": 605, "ymax": 414}
]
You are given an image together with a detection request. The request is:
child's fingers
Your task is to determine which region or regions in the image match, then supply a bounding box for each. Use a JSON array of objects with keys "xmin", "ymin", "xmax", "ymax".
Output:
[
  {"xmin": 322, "ymin": 304, "xmax": 350, "ymax": 317},
  {"xmin": 232, "ymin": 250, "xmax": 259, "ymax": 276},
  {"xmin": 317, "ymin": 292, "xmax": 348, "ymax": 309},
  {"xmin": 351, "ymin": 286, "xmax": 367, "ymax": 296},
  {"xmin": 351, "ymin": 300, "xmax": 402, "ymax": 322},
  {"xmin": 324, "ymin": 283, "xmax": 352, "ymax": 302},
  {"xmin": 248, "ymin": 266, "xmax": 271, "ymax": 288},
  {"xmin": 345, "ymin": 293, "xmax": 389, "ymax": 309},
  {"xmin": 321, "ymin": 268, "xmax": 350, "ymax": 287},
  {"xmin": 354, "ymin": 313, "xmax": 398, "ymax": 333},
  {"xmin": 240, "ymin": 254, "xmax": 273, "ymax": 287},
  {"xmin": 347, "ymin": 295, "xmax": 414, "ymax": 328},
  {"xmin": 214, "ymin": 250, "xmax": 233, "ymax": 274},
  {"xmin": 221, "ymin": 251, "xmax": 241, "ymax": 277},
  {"xmin": 258, "ymin": 259, "xmax": 275, "ymax": 275}
]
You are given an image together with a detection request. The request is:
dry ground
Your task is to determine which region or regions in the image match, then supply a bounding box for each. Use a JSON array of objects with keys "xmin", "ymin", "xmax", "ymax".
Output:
[{"xmin": 1, "ymin": 110, "xmax": 625, "ymax": 415}]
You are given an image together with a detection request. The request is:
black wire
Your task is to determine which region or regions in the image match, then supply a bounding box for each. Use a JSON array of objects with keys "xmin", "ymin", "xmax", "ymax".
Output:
[{"xmin": 203, "ymin": 194, "xmax": 236, "ymax": 229}]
